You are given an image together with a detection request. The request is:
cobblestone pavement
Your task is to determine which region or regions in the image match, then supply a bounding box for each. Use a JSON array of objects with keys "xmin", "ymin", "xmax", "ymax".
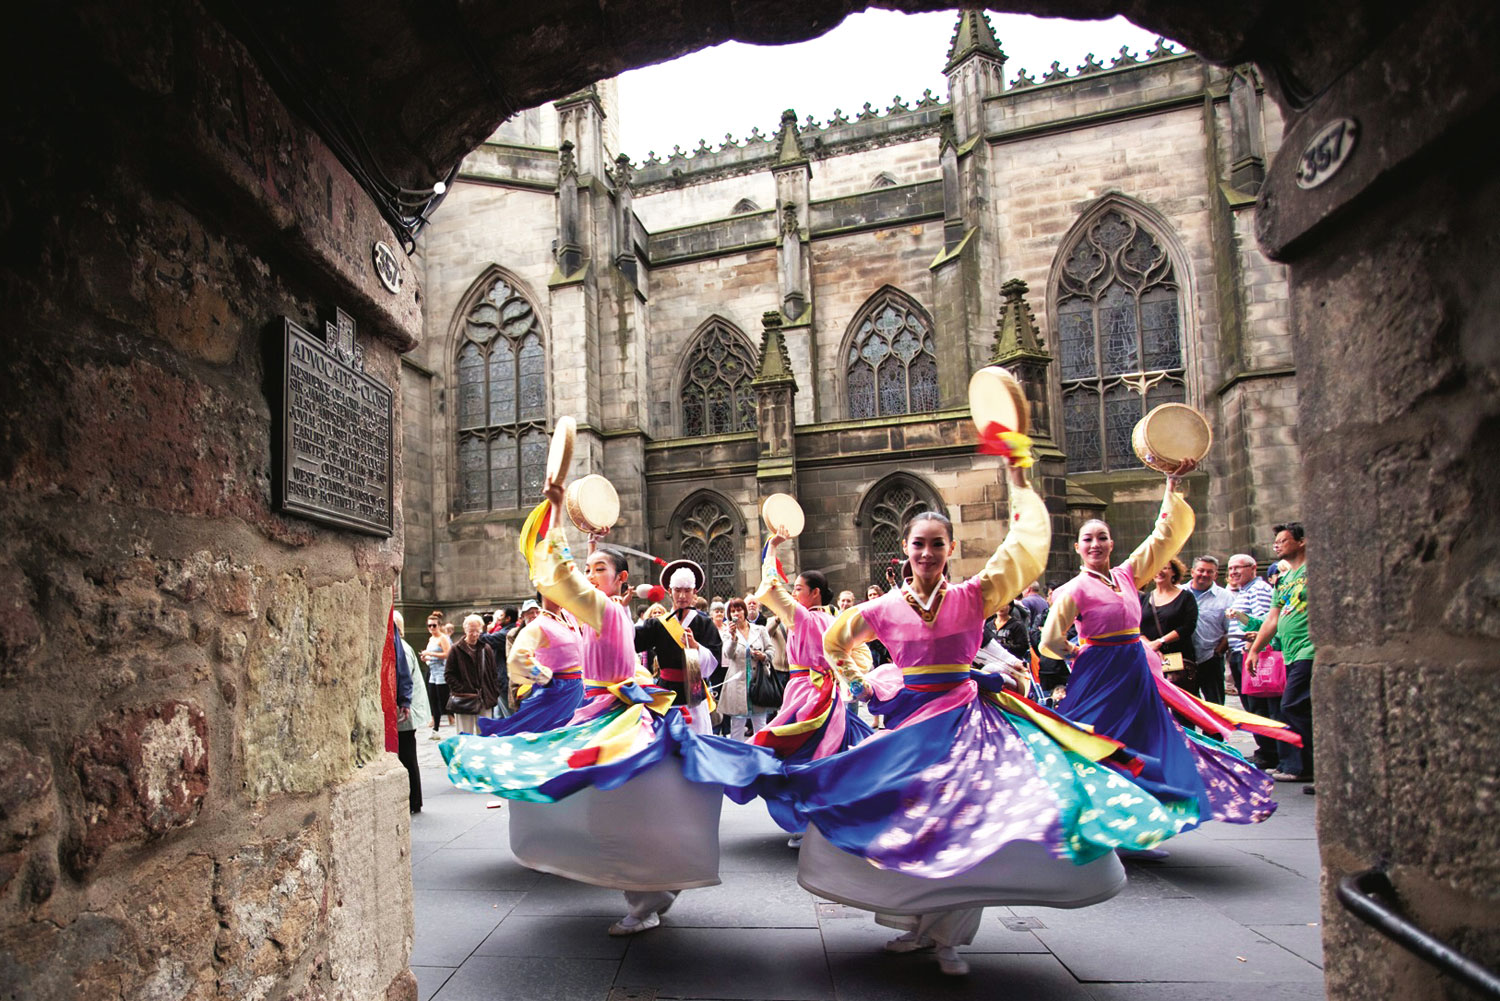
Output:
[{"xmin": 408, "ymin": 724, "xmax": 1324, "ymax": 1001}]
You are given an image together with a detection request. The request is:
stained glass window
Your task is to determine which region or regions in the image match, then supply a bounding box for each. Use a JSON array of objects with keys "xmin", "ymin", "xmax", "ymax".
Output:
[
  {"xmin": 1053, "ymin": 208, "xmax": 1186, "ymax": 473},
  {"xmin": 680, "ymin": 321, "xmax": 759, "ymax": 437},
  {"xmin": 678, "ymin": 498, "xmax": 737, "ymax": 599},
  {"xmin": 865, "ymin": 478, "xmax": 943, "ymax": 584},
  {"xmin": 455, "ymin": 274, "xmax": 549, "ymax": 511},
  {"xmin": 846, "ymin": 291, "xmax": 939, "ymax": 419}
]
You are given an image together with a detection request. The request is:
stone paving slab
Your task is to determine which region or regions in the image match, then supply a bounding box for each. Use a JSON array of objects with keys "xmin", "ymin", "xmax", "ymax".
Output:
[
  {"xmin": 1251, "ymin": 922, "xmax": 1326, "ymax": 968},
  {"xmin": 411, "ymin": 848, "xmax": 544, "ymax": 893},
  {"xmin": 429, "ymin": 955, "xmax": 621, "ymax": 1001},
  {"xmin": 411, "ymin": 888, "xmax": 525, "ymax": 967},
  {"xmin": 412, "ymin": 966, "xmax": 454, "ymax": 1001},
  {"xmin": 408, "ymin": 723, "xmax": 1327, "ymax": 1000},
  {"xmin": 1083, "ymin": 983, "xmax": 1327, "ymax": 1001},
  {"xmin": 661, "ymin": 871, "xmax": 822, "ymax": 928},
  {"xmin": 476, "ymin": 914, "xmax": 635, "ymax": 959},
  {"xmin": 617, "ymin": 928, "xmax": 834, "ymax": 1000},
  {"xmin": 827, "ymin": 951, "xmax": 1096, "ymax": 1000},
  {"xmin": 816, "ymin": 909, "xmax": 1051, "ymax": 954},
  {"xmin": 1030, "ymin": 893, "xmax": 1323, "ymax": 983}
]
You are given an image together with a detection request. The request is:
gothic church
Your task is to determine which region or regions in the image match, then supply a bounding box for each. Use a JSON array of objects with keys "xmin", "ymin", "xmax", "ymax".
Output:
[{"xmin": 399, "ymin": 11, "xmax": 1296, "ymax": 616}]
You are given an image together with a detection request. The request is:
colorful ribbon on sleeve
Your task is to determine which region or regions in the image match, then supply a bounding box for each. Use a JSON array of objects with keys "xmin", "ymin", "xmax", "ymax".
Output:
[
  {"xmin": 977, "ymin": 422, "xmax": 1035, "ymax": 468},
  {"xmin": 519, "ymin": 499, "xmax": 552, "ymax": 578},
  {"xmin": 761, "ymin": 540, "xmax": 788, "ymax": 585}
]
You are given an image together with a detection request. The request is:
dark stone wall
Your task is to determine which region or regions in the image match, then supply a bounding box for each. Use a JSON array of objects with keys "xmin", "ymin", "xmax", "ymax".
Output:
[
  {"xmin": 1, "ymin": 3, "xmax": 417, "ymax": 999},
  {"xmin": 1254, "ymin": 0, "xmax": 1500, "ymax": 995}
]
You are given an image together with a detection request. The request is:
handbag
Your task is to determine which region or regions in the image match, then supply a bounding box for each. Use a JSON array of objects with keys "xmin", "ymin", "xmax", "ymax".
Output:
[
  {"xmin": 1148, "ymin": 596, "xmax": 1196, "ymax": 682},
  {"xmin": 748, "ymin": 648, "xmax": 786, "ymax": 709},
  {"xmin": 1241, "ymin": 649, "xmax": 1286, "ymax": 696},
  {"xmin": 446, "ymin": 692, "xmax": 483, "ymax": 715}
]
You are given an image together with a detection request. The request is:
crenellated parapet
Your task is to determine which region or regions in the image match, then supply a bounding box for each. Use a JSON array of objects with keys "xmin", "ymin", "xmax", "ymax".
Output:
[
  {"xmin": 1006, "ymin": 37, "xmax": 1183, "ymax": 90},
  {"xmin": 630, "ymin": 92, "xmax": 948, "ymax": 192}
]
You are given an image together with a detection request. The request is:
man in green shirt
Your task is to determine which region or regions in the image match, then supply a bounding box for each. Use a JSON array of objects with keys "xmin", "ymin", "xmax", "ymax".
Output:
[{"xmin": 1246, "ymin": 522, "xmax": 1314, "ymax": 784}]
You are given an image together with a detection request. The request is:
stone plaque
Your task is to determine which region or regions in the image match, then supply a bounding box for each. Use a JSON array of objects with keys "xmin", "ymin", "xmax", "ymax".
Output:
[{"xmin": 277, "ymin": 316, "xmax": 394, "ymax": 536}]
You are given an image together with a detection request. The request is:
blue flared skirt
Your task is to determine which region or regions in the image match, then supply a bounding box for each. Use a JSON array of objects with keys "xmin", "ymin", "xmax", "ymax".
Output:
[
  {"xmin": 475, "ymin": 676, "xmax": 584, "ymax": 737},
  {"xmin": 757, "ymin": 680, "xmax": 1185, "ymax": 879},
  {"xmin": 1059, "ymin": 642, "xmax": 1275, "ymax": 826}
]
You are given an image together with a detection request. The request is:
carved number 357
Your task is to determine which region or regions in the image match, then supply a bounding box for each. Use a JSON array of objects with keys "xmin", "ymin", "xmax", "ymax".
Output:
[{"xmin": 1296, "ymin": 119, "xmax": 1357, "ymax": 190}]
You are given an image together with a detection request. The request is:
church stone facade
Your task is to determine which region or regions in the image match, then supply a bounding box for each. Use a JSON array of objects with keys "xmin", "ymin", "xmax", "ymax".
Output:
[{"xmin": 400, "ymin": 12, "xmax": 1296, "ymax": 617}]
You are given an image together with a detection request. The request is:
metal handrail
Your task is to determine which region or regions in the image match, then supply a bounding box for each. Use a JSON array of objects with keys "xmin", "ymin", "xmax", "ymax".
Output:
[{"xmin": 1336, "ymin": 869, "xmax": 1500, "ymax": 998}]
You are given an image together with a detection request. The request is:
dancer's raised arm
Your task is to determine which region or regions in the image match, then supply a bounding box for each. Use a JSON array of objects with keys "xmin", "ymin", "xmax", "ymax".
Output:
[
  {"xmin": 753, "ymin": 534, "xmax": 798, "ymax": 628},
  {"xmin": 977, "ymin": 466, "xmax": 1051, "ymax": 617},
  {"xmin": 531, "ymin": 480, "xmax": 614, "ymax": 632},
  {"xmin": 1124, "ymin": 461, "xmax": 1197, "ymax": 589}
]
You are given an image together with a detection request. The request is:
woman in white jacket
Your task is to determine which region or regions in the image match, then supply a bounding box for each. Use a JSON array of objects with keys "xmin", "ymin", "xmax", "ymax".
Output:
[{"xmin": 719, "ymin": 597, "xmax": 774, "ymax": 740}]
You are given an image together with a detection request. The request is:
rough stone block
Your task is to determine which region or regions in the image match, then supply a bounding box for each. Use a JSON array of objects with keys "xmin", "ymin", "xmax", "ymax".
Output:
[
  {"xmin": 215, "ymin": 825, "xmax": 329, "ymax": 1001},
  {"xmin": 68, "ymin": 701, "xmax": 209, "ymax": 873},
  {"xmin": 326, "ymin": 759, "xmax": 415, "ymax": 1001},
  {"xmin": 242, "ymin": 574, "xmax": 378, "ymax": 801}
]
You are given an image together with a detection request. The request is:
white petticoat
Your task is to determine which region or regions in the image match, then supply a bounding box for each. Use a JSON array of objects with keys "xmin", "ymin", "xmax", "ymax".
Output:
[
  {"xmin": 796, "ymin": 823, "xmax": 1125, "ymax": 915},
  {"xmin": 508, "ymin": 755, "xmax": 724, "ymax": 892}
]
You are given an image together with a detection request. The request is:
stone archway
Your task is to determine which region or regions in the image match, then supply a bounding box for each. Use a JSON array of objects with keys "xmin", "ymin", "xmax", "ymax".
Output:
[{"xmin": 4, "ymin": 3, "xmax": 1497, "ymax": 1000}]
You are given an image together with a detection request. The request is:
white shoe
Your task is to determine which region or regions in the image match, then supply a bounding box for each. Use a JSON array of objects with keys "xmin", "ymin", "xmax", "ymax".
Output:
[
  {"xmin": 787, "ymin": 832, "xmax": 804, "ymax": 849},
  {"xmin": 883, "ymin": 931, "xmax": 934, "ymax": 953},
  {"xmin": 607, "ymin": 912, "xmax": 661, "ymax": 936},
  {"xmin": 936, "ymin": 946, "xmax": 969, "ymax": 976}
]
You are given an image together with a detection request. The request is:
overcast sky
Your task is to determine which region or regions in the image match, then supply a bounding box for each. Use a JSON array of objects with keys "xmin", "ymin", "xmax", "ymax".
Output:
[{"xmin": 617, "ymin": 9, "xmax": 1179, "ymax": 161}]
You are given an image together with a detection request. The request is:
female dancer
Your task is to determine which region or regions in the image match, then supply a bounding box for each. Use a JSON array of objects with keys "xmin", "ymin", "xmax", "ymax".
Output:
[
  {"xmin": 767, "ymin": 461, "xmax": 1182, "ymax": 977},
  {"xmin": 751, "ymin": 543, "xmax": 874, "ymax": 845},
  {"xmin": 441, "ymin": 481, "xmax": 781, "ymax": 937},
  {"xmin": 473, "ymin": 596, "xmax": 586, "ymax": 737},
  {"xmin": 1040, "ymin": 461, "xmax": 1299, "ymax": 842}
]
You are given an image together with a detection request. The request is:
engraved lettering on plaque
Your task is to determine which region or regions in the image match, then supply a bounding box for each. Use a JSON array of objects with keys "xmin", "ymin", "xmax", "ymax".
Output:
[{"xmin": 276, "ymin": 313, "xmax": 394, "ymax": 536}]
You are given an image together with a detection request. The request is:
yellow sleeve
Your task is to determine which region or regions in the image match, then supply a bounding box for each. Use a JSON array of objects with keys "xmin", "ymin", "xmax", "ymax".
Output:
[
  {"xmin": 532, "ymin": 521, "xmax": 611, "ymax": 633},
  {"xmin": 977, "ymin": 484, "xmax": 1053, "ymax": 616},
  {"xmin": 1124, "ymin": 489, "xmax": 1196, "ymax": 590},
  {"xmin": 822, "ymin": 607, "xmax": 877, "ymax": 689},
  {"xmin": 752, "ymin": 541, "xmax": 796, "ymax": 628},
  {"xmin": 847, "ymin": 641, "xmax": 873, "ymax": 677},
  {"xmin": 506, "ymin": 619, "xmax": 548, "ymax": 686},
  {"xmin": 1039, "ymin": 589, "xmax": 1080, "ymax": 660}
]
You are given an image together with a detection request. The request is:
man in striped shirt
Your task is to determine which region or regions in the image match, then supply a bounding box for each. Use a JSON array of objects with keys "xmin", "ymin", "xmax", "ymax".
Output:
[{"xmin": 1226, "ymin": 554, "xmax": 1277, "ymax": 770}]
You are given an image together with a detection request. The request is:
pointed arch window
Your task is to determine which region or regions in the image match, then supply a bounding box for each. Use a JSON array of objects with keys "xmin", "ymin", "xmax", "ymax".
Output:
[
  {"xmin": 1053, "ymin": 208, "xmax": 1185, "ymax": 473},
  {"xmin": 678, "ymin": 497, "xmax": 738, "ymax": 599},
  {"xmin": 862, "ymin": 476, "xmax": 943, "ymax": 585},
  {"xmin": 455, "ymin": 275, "xmax": 548, "ymax": 511},
  {"xmin": 681, "ymin": 320, "xmax": 758, "ymax": 437},
  {"xmin": 845, "ymin": 290, "xmax": 939, "ymax": 419}
]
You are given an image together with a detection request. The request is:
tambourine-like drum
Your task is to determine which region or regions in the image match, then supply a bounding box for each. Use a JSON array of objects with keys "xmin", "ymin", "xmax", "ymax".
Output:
[
  {"xmin": 545, "ymin": 416, "xmax": 576, "ymax": 485},
  {"xmin": 761, "ymin": 492, "xmax": 805, "ymax": 539},
  {"xmin": 565, "ymin": 474, "xmax": 620, "ymax": 534},
  {"xmin": 967, "ymin": 366, "xmax": 1030, "ymax": 436},
  {"xmin": 1132, "ymin": 403, "xmax": 1212, "ymax": 473}
]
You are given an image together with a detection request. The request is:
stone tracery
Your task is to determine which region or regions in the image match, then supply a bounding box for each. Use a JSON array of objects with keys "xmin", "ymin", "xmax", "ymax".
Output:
[
  {"xmin": 455, "ymin": 275, "xmax": 549, "ymax": 511},
  {"xmin": 1054, "ymin": 208, "xmax": 1186, "ymax": 473}
]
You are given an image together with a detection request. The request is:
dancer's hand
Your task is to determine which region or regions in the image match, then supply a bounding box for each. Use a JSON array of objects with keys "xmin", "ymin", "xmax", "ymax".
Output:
[
  {"xmin": 543, "ymin": 476, "xmax": 565, "ymax": 508},
  {"xmin": 768, "ymin": 532, "xmax": 787, "ymax": 550},
  {"xmin": 1165, "ymin": 458, "xmax": 1196, "ymax": 491},
  {"xmin": 1007, "ymin": 464, "xmax": 1030, "ymax": 489}
]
